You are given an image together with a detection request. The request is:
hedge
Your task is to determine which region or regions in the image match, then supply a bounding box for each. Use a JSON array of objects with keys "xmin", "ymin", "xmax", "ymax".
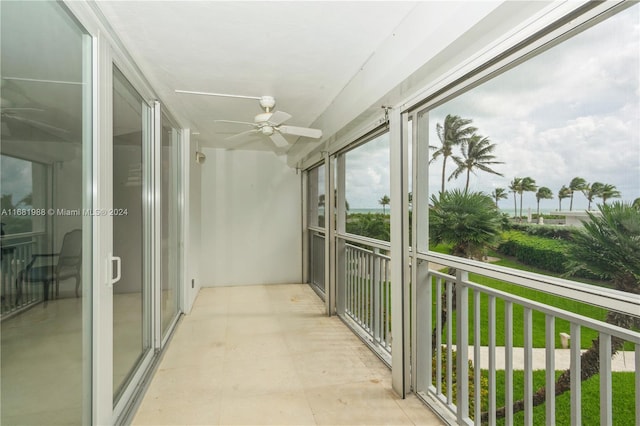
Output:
[
  {"xmin": 508, "ymin": 223, "xmax": 575, "ymax": 241},
  {"xmin": 497, "ymin": 231, "xmax": 570, "ymax": 273}
]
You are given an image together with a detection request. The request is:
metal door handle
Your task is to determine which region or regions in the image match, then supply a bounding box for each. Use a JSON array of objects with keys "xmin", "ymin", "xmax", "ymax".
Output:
[{"xmin": 109, "ymin": 254, "xmax": 122, "ymax": 286}]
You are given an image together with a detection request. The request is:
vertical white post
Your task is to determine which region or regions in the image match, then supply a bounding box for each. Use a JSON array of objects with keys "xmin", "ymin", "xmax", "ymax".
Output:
[
  {"xmin": 505, "ymin": 301, "xmax": 514, "ymax": 425},
  {"xmin": 390, "ymin": 106, "xmax": 408, "ymax": 397},
  {"xmin": 93, "ymin": 34, "xmax": 114, "ymax": 426},
  {"xmin": 474, "ymin": 290, "xmax": 481, "ymax": 424},
  {"xmin": 599, "ymin": 334, "xmax": 612, "ymax": 425},
  {"xmin": 570, "ymin": 323, "xmax": 581, "ymax": 426},
  {"xmin": 336, "ymin": 155, "xmax": 346, "ymax": 316},
  {"xmin": 324, "ymin": 152, "xmax": 334, "ymax": 316},
  {"xmin": 636, "ymin": 345, "xmax": 640, "ymax": 426},
  {"xmin": 415, "ymin": 259, "xmax": 430, "ymax": 393},
  {"xmin": 523, "ymin": 308, "xmax": 533, "ymax": 426},
  {"xmin": 488, "ymin": 296, "xmax": 496, "ymax": 426},
  {"xmin": 545, "ymin": 315, "xmax": 556, "ymax": 425},
  {"xmin": 301, "ymin": 169, "xmax": 309, "ymax": 284},
  {"xmin": 456, "ymin": 271, "xmax": 469, "ymax": 423}
]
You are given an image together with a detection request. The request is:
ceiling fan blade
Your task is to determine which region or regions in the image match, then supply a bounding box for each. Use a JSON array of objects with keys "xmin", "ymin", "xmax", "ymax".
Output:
[
  {"xmin": 270, "ymin": 132, "xmax": 289, "ymax": 148},
  {"xmin": 225, "ymin": 129, "xmax": 259, "ymax": 141},
  {"xmin": 214, "ymin": 119, "xmax": 255, "ymax": 127},
  {"xmin": 278, "ymin": 125, "xmax": 322, "ymax": 139},
  {"xmin": 267, "ymin": 111, "xmax": 291, "ymax": 126},
  {"xmin": 175, "ymin": 90, "xmax": 261, "ymax": 100},
  {"xmin": 2, "ymin": 113, "xmax": 70, "ymax": 135}
]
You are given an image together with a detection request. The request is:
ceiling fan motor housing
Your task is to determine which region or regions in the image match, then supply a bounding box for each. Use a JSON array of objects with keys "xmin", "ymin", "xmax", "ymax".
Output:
[{"xmin": 259, "ymin": 96, "xmax": 276, "ymax": 111}]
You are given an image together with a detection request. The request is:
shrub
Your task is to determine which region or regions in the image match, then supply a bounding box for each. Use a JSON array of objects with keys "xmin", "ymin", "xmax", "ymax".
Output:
[
  {"xmin": 432, "ymin": 350, "xmax": 488, "ymax": 419},
  {"xmin": 508, "ymin": 223, "xmax": 575, "ymax": 241},
  {"xmin": 497, "ymin": 231, "xmax": 570, "ymax": 273}
]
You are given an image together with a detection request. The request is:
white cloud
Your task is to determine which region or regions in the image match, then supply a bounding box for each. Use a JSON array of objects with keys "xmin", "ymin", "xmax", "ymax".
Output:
[{"xmin": 425, "ymin": 6, "xmax": 639, "ymax": 212}]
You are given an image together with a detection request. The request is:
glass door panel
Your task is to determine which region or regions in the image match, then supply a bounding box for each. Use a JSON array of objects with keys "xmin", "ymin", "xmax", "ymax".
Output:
[
  {"xmin": 160, "ymin": 114, "xmax": 180, "ymax": 337},
  {"xmin": 112, "ymin": 67, "xmax": 152, "ymax": 402},
  {"xmin": 0, "ymin": 1, "xmax": 92, "ymax": 423}
]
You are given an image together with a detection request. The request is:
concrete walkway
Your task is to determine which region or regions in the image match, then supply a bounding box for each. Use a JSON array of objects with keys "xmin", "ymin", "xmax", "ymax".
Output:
[{"xmin": 463, "ymin": 346, "xmax": 636, "ymax": 372}]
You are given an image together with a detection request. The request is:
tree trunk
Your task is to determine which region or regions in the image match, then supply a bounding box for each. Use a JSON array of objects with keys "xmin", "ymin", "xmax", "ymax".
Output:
[
  {"xmin": 569, "ymin": 192, "xmax": 574, "ymax": 211},
  {"xmin": 441, "ymin": 156, "xmax": 447, "ymax": 195}
]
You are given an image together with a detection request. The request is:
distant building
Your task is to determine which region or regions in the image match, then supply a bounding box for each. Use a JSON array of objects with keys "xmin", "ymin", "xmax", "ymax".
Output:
[{"xmin": 558, "ymin": 210, "xmax": 602, "ymax": 227}]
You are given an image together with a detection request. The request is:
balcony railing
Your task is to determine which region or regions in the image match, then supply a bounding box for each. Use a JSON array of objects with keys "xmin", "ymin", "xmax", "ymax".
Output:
[
  {"xmin": 416, "ymin": 252, "xmax": 640, "ymax": 426},
  {"xmin": 336, "ymin": 233, "xmax": 393, "ymax": 364},
  {"xmin": 310, "ymin": 230, "xmax": 639, "ymax": 424},
  {"xmin": 1, "ymin": 233, "xmax": 47, "ymax": 319},
  {"xmin": 309, "ymin": 230, "xmax": 325, "ymax": 297}
]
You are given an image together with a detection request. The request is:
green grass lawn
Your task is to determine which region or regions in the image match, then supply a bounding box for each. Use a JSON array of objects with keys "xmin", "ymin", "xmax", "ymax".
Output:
[
  {"xmin": 486, "ymin": 370, "xmax": 636, "ymax": 425},
  {"xmin": 429, "ymin": 246, "xmax": 635, "ymax": 350}
]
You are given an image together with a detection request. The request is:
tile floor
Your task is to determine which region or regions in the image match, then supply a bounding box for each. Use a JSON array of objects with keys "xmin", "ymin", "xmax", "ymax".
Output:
[{"xmin": 133, "ymin": 284, "xmax": 444, "ymax": 425}]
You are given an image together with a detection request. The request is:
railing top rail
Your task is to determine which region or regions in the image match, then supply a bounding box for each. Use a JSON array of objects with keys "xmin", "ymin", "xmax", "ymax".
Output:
[
  {"xmin": 0, "ymin": 231, "xmax": 46, "ymax": 243},
  {"xmin": 337, "ymin": 232, "xmax": 391, "ymax": 251},
  {"xmin": 456, "ymin": 277, "xmax": 640, "ymax": 344},
  {"xmin": 345, "ymin": 243, "xmax": 391, "ymax": 261},
  {"xmin": 420, "ymin": 251, "xmax": 640, "ymax": 317}
]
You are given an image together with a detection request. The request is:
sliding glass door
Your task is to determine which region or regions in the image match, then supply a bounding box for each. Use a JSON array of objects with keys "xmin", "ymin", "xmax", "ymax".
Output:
[
  {"xmin": 160, "ymin": 114, "xmax": 181, "ymax": 339},
  {"xmin": 111, "ymin": 67, "xmax": 153, "ymax": 406},
  {"xmin": 0, "ymin": 1, "xmax": 93, "ymax": 423}
]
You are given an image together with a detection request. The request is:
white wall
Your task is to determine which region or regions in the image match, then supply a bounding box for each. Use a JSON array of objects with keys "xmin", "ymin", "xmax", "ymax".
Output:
[
  {"xmin": 183, "ymin": 131, "xmax": 202, "ymax": 312},
  {"xmin": 200, "ymin": 148, "xmax": 302, "ymax": 286}
]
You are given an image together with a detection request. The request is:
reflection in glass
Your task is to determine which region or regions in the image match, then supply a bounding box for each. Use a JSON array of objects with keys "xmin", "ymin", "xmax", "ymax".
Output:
[
  {"xmin": 1, "ymin": 0, "xmax": 91, "ymax": 423},
  {"xmin": 112, "ymin": 67, "xmax": 151, "ymax": 401},
  {"xmin": 160, "ymin": 114, "xmax": 180, "ymax": 336},
  {"xmin": 307, "ymin": 165, "xmax": 325, "ymax": 228}
]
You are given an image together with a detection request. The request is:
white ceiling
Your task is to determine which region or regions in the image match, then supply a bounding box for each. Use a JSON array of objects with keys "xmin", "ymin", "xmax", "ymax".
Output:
[{"xmin": 96, "ymin": 1, "xmax": 418, "ymax": 154}]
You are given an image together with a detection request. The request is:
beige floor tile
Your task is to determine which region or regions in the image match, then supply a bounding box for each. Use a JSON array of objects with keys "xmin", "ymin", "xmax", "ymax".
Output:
[
  {"xmin": 131, "ymin": 283, "xmax": 443, "ymax": 425},
  {"xmin": 312, "ymin": 404, "xmax": 415, "ymax": 426},
  {"xmin": 219, "ymin": 391, "xmax": 315, "ymax": 425},
  {"xmin": 395, "ymin": 395, "xmax": 445, "ymax": 425}
]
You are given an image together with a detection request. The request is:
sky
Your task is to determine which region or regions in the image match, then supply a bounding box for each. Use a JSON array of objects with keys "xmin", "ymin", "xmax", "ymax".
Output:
[{"xmin": 345, "ymin": 4, "xmax": 639, "ymax": 213}]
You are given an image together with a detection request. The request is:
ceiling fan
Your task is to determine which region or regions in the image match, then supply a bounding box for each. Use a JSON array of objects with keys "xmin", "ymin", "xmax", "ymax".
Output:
[{"xmin": 175, "ymin": 90, "xmax": 322, "ymax": 148}]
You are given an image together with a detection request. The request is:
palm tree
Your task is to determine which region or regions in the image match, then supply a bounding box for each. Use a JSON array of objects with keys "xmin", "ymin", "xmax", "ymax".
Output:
[
  {"xmin": 429, "ymin": 190, "xmax": 503, "ymax": 353},
  {"xmin": 599, "ymin": 183, "xmax": 621, "ymax": 205},
  {"xmin": 557, "ymin": 185, "xmax": 571, "ymax": 211},
  {"xmin": 509, "ymin": 178, "xmax": 521, "ymax": 219},
  {"xmin": 514, "ymin": 177, "xmax": 537, "ymax": 220},
  {"xmin": 378, "ymin": 195, "xmax": 390, "ymax": 214},
  {"xmin": 633, "ymin": 198, "xmax": 640, "ymax": 210},
  {"xmin": 448, "ymin": 134, "xmax": 504, "ymax": 193},
  {"xmin": 430, "ymin": 115, "xmax": 477, "ymax": 195},
  {"xmin": 535, "ymin": 187, "xmax": 553, "ymax": 215},
  {"xmin": 491, "ymin": 187, "xmax": 508, "ymax": 208},
  {"xmin": 568, "ymin": 177, "xmax": 587, "ymax": 211},
  {"xmin": 582, "ymin": 182, "xmax": 603, "ymax": 210},
  {"xmin": 429, "ymin": 189, "xmax": 502, "ymax": 259}
]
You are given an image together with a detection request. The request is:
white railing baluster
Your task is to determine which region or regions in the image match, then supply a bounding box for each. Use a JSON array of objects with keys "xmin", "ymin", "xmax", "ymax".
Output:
[
  {"xmin": 505, "ymin": 301, "xmax": 514, "ymax": 426},
  {"xmin": 384, "ymin": 258, "xmax": 390, "ymax": 350},
  {"xmin": 523, "ymin": 307, "xmax": 533, "ymax": 426},
  {"xmin": 456, "ymin": 270, "xmax": 469, "ymax": 423},
  {"xmin": 599, "ymin": 333, "xmax": 612, "ymax": 426},
  {"xmin": 570, "ymin": 323, "xmax": 581, "ymax": 426},
  {"xmin": 424, "ymin": 269, "xmax": 433, "ymax": 393},
  {"xmin": 474, "ymin": 289, "xmax": 481, "ymax": 425},
  {"xmin": 636, "ymin": 344, "xmax": 640, "ymax": 426},
  {"xmin": 436, "ymin": 277, "xmax": 442, "ymax": 395},
  {"xmin": 545, "ymin": 314, "xmax": 556, "ymax": 425},
  {"xmin": 446, "ymin": 279, "xmax": 453, "ymax": 406},
  {"xmin": 488, "ymin": 295, "xmax": 496, "ymax": 425}
]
